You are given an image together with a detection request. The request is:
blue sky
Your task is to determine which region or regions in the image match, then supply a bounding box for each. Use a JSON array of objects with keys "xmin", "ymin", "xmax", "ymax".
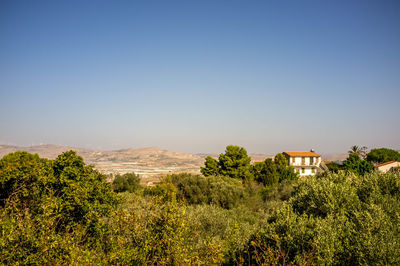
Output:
[{"xmin": 0, "ymin": 0, "xmax": 399, "ymax": 154}]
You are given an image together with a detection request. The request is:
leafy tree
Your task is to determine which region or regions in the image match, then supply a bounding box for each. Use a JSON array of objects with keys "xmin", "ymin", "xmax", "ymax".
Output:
[
  {"xmin": 0, "ymin": 151, "xmax": 52, "ymax": 209},
  {"xmin": 325, "ymin": 161, "xmax": 342, "ymax": 173},
  {"xmin": 112, "ymin": 172, "xmax": 141, "ymax": 193},
  {"xmin": 240, "ymin": 171, "xmax": 400, "ymax": 265},
  {"xmin": 218, "ymin": 145, "xmax": 253, "ymax": 180},
  {"xmin": 366, "ymin": 148, "xmax": 400, "ymax": 164},
  {"xmin": 170, "ymin": 173, "xmax": 209, "ymax": 204},
  {"xmin": 274, "ymin": 153, "xmax": 288, "ymax": 166},
  {"xmin": 0, "ymin": 151, "xmax": 119, "ymax": 264},
  {"xmin": 276, "ymin": 165, "xmax": 298, "ymax": 182},
  {"xmin": 200, "ymin": 156, "xmax": 219, "ymax": 176},
  {"xmin": 343, "ymin": 154, "xmax": 374, "ymax": 176},
  {"xmin": 253, "ymin": 159, "xmax": 279, "ymax": 186},
  {"xmin": 348, "ymin": 145, "xmax": 368, "ymax": 159},
  {"xmin": 0, "ymin": 151, "xmax": 118, "ymax": 230}
]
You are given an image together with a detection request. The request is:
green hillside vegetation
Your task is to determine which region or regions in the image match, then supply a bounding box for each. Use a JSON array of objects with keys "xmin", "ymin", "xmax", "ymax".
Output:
[{"xmin": 1, "ymin": 146, "xmax": 400, "ymax": 264}]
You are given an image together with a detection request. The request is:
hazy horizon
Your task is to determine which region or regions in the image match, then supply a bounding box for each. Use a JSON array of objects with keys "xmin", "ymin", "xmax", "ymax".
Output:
[{"xmin": 1, "ymin": 0, "xmax": 399, "ymax": 154}]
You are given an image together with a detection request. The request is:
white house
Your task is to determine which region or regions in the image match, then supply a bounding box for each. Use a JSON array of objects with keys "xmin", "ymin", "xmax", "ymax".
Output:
[
  {"xmin": 283, "ymin": 151, "xmax": 322, "ymax": 176},
  {"xmin": 375, "ymin": 161, "xmax": 400, "ymax": 173}
]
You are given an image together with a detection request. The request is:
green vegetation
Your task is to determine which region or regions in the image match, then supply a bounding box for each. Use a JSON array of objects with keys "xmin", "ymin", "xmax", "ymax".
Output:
[
  {"xmin": 366, "ymin": 148, "xmax": 400, "ymax": 164},
  {"xmin": 325, "ymin": 161, "xmax": 342, "ymax": 173},
  {"xmin": 343, "ymin": 154, "xmax": 374, "ymax": 176},
  {"xmin": 201, "ymin": 145, "xmax": 253, "ymax": 180},
  {"xmin": 253, "ymin": 159, "xmax": 279, "ymax": 186},
  {"xmin": 112, "ymin": 172, "xmax": 140, "ymax": 193},
  {"xmin": 1, "ymin": 146, "xmax": 400, "ymax": 264},
  {"xmin": 240, "ymin": 171, "xmax": 400, "ymax": 264}
]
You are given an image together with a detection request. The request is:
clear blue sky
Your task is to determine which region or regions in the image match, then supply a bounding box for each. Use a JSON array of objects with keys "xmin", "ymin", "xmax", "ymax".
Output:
[{"xmin": 1, "ymin": 0, "xmax": 399, "ymax": 154}]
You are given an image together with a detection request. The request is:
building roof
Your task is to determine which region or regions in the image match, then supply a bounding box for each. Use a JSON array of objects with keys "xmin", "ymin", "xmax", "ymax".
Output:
[
  {"xmin": 283, "ymin": 151, "xmax": 320, "ymax": 157},
  {"xmin": 375, "ymin": 161, "xmax": 395, "ymax": 168}
]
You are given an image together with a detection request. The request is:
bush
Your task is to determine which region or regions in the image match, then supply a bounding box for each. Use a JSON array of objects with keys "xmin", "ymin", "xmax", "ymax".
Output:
[
  {"xmin": 239, "ymin": 171, "xmax": 400, "ymax": 264},
  {"xmin": 0, "ymin": 151, "xmax": 118, "ymax": 264},
  {"xmin": 186, "ymin": 204, "xmax": 267, "ymax": 264},
  {"xmin": 325, "ymin": 161, "xmax": 342, "ymax": 173},
  {"xmin": 343, "ymin": 154, "xmax": 374, "ymax": 176},
  {"xmin": 105, "ymin": 194, "xmax": 224, "ymax": 265},
  {"xmin": 165, "ymin": 173, "xmax": 246, "ymax": 209},
  {"xmin": 112, "ymin": 172, "xmax": 141, "ymax": 193}
]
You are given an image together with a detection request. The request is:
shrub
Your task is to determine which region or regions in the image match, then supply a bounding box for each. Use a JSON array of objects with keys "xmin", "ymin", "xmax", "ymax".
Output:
[
  {"xmin": 239, "ymin": 171, "xmax": 400, "ymax": 264},
  {"xmin": 112, "ymin": 172, "xmax": 141, "ymax": 193},
  {"xmin": 106, "ymin": 195, "xmax": 224, "ymax": 265},
  {"xmin": 165, "ymin": 173, "xmax": 246, "ymax": 209},
  {"xmin": 0, "ymin": 151, "xmax": 118, "ymax": 264}
]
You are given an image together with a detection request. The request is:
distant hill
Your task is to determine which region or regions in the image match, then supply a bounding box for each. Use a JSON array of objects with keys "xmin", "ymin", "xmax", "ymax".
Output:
[
  {"xmin": 0, "ymin": 144, "xmax": 204, "ymax": 166},
  {"xmin": 0, "ymin": 144, "xmax": 347, "ymax": 177},
  {"xmin": 321, "ymin": 153, "xmax": 348, "ymax": 162}
]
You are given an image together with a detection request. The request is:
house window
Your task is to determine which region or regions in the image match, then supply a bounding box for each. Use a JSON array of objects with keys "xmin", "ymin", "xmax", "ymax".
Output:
[
  {"xmin": 292, "ymin": 157, "xmax": 295, "ymax": 163},
  {"xmin": 302, "ymin": 157, "xmax": 305, "ymax": 165},
  {"xmin": 312, "ymin": 168, "xmax": 315, "ymax": 174},
  {"xmin": 301, "ymin": 168, "xmax": 305, "ymax": 174}
]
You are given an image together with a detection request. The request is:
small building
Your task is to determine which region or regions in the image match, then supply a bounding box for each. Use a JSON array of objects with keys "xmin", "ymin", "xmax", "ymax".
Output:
[
  {"xmin": 375, "ymin": 161, "xmax": 400, "ymax": 173},
  {"xmin": 283, "ymin": 151, "xmax": 322, "ymax": 176}
]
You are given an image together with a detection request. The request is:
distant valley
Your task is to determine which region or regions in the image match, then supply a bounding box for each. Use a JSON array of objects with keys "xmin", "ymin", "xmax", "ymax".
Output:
[{"xmin": 0, "ymin": 144, "xmax": 347, "ymax": 182}]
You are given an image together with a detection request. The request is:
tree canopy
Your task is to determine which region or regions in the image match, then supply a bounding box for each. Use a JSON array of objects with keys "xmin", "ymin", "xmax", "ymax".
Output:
[
  {"xmin": 274, "ymin": 153, "xmax": 288, "ymax": 166},
  {"xmin": 200, "ymin": 145, "xmax": 253, "ymax": 180},
  {"xmin": 253, "ymin": 159, "xmax": 279, "ymax": 186},
  {"xmin": 200, "ymin": 156, "xmax": 219, "ymax": 176},
  {"xmin": 366, "ymin": 148, "xmax": 400, "ymax": 164},
  {"xmin": 112, "ymin": 172, "xmax": 141, "ymax": 193},
  {"xmin": 218, "ymin": 145, "xmax": 253, "ymax": 180},
  {"xmin": 343, "ymin": 154, "xmax": 374, "ymax": 176},
  {"xmin": 0, "ymin": 150, "xmax": 118, "ymax": 229}
]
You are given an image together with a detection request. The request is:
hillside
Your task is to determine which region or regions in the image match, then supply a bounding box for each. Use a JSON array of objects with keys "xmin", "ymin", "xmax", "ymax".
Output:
[{"xmin": 0, "ymin": 144, "xmax": 345, "ymax": 178}]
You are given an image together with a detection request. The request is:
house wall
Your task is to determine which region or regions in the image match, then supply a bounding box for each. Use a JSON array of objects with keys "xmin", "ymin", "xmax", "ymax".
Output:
[
  {"xmin": 284, "ymin": 153, "xmax": 322, "ymax": 176},
  {"xmin": 290, "ymin": 156, "xmax": 321, "ymax": 167},
  {"xmin": 377, "ymin": 162, "xmax": 400, "ymax": 173},
  {"xmin": 294, "ymin": 167, "xmax": 316, "ymax": 176}
]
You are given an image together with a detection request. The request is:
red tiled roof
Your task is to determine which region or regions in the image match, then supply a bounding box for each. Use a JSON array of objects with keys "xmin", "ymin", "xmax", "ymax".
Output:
[
  {"xmin": 375, "ymin": 161, "xmax": 395, "ymax": 168},
  {"xmin": 283, "ymin": 151, "xmax": 320, "ymax": 157}
]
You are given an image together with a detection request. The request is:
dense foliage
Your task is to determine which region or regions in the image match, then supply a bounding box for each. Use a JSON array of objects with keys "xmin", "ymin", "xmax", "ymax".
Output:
[
  {"xmin": 366, "ymin": 148, "xmax": 400, "ymax": 164},
  {"xmin": 342, "ymin": 154, "xmax": 374, "ymax": 176},
  {"xmin": 240, "ymin": 171, "xmax": 400, "ymax": 264},
  {"xmin": 201, "ymin": 145, "xmax": 253, "ymax": 180},
  {"xmin": 0, "ymin": 151, "xmax": 118, "ymax": 264},
  {"xmin": 1, "ymin": 149, "xmax": 400, "ymax": 264},
  {"xmin": 112, "ymin": 172, "xmax": 141, "ymax": 193},
  {"xmin": 166, "ymin": 173, "xmax": 246, "ymax": 209}
]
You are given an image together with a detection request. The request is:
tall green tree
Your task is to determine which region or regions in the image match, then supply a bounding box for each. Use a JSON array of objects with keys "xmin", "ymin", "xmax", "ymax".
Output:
[
  {"xmin": 253, "ymin": 159, "xmax": 279, "ymax": 186},
  {"xmin": 0, "ymin": 151, "xmax": 52, "ymax": 209},
  {"xmin": 274, "ymin": 153, "xmax": 288, "ymax": 166},
  {"xmin": 112, "ymin": 172, "xmax": 141, "ymax": 193},
  {"xmin": 366, "ymin": 148, "xmax": 400, "ymax": 164},
  {"xmin": 200, "ymin": 156, "xmax": 219, "ymax": 176},
  {"xmin": 218, "ymin": 145, "xmax": 253, "ymax": 180},
  {"xmin": 343, "ymin": 154, "xmax": 374, "ymax": 176},
  {"xmin": 276, "ymin": 165, "xmax": 298, "ymax": 182},
  {"xmin": 0, "ymin": 151, "xmax": 118, "ymax": 229}
]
